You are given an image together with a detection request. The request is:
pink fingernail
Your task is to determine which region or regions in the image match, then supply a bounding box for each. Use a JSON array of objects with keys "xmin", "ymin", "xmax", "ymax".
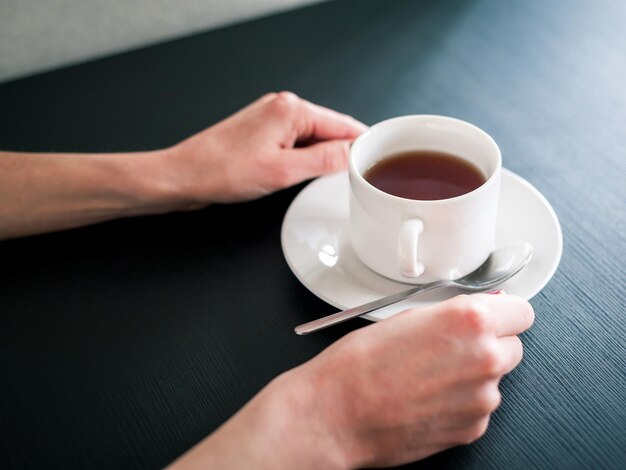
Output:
[{"xmin": 487, "ymin": 289, "xmax": 504, "ymax": 295}]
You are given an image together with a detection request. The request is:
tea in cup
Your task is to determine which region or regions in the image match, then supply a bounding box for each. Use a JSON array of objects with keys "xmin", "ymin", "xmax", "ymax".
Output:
[{"xmin": 348, "ymin": 115, "xmax": 501, "ymax": 284}]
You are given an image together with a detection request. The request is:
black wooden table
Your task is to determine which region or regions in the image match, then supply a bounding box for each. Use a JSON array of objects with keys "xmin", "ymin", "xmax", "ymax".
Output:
[{"xmin": 1, "ymin": 0, "xmax": 624, "ymax": 468}]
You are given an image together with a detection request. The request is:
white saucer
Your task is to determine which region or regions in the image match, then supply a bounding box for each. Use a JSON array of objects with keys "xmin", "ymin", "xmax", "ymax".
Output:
[{"xmin": 281, "ymin": 169, "xmax": 562, "ymax": 322}]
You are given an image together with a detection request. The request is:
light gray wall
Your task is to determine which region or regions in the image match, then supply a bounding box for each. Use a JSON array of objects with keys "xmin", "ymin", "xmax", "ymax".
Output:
[{"xmin": 0, "ymin": 0, "xmax": 326, "ymax": 83}]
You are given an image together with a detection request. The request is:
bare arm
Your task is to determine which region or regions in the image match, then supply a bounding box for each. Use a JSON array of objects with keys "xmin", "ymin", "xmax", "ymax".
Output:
[
  {"xmin": 0, "ymin": 92, "xmax": 366, "ymax": 239},
  {"xmin": 0, "ymin": 149, "xmax": 175, "ymax": 239}
]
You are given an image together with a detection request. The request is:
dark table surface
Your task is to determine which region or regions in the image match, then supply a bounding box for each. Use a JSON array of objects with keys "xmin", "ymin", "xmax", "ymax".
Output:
[{"xmin": 1, "ymin": 0, "xmax": 625, "ymax": 468}]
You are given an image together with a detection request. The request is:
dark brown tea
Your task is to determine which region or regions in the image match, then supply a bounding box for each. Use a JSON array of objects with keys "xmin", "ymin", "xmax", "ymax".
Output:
[{"xmin": 363, "ymin": 150, "xmax": 486, "ymax": 200}]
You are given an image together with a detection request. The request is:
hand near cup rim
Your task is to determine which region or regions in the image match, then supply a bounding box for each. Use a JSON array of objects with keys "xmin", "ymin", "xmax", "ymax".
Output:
[
  {"xmin": 170, "ymin": 292, "xmax": 535, "ymax": 469},
  {"xmin": 165, "ymin": 91, "xmax": 368, "ymax": 206},
  {"xmin": 0, "ymin": 91, "xmax": 367, "ymax": 239}
]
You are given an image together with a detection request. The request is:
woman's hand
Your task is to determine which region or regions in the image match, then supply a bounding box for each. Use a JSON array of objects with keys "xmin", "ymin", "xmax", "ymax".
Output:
[
  {"xmin": 0, "ymin": 92, "xmax": 366, "ymax": 239},
  {"xmin": 163, "ymin": 91, "xmax": 367, "ymax": 207},
  {"xmin": 303, "ymin": 292, "xmax": 534, "ymax": 468},
  {"xmin": 170, "ymin": 293, "xmax": 534, "ymax": 469}
]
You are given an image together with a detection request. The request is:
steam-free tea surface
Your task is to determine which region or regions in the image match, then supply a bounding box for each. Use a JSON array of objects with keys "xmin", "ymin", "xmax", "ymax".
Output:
[{"xmin": 364, "ymin": 150, "xmax": 486, "ymax": 200}]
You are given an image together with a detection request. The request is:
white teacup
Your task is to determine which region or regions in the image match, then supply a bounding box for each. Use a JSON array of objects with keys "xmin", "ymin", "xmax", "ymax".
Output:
[{"xmin": 349, "ymin": 115, "xmax": 501, "ymax": 284}]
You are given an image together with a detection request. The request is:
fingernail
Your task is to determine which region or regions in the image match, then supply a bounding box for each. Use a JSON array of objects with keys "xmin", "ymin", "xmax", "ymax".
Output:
[{"xmin": 486, "ymin": 289, "xmax": 505, "ymax": 295}]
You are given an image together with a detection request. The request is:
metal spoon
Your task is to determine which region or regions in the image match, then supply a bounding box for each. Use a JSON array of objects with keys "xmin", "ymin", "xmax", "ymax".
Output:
[{"xmin": 294, "ymin": 242, "xmax": 533, "ymax": 335}]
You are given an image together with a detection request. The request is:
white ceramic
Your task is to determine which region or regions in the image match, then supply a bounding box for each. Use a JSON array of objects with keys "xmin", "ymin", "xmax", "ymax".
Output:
[
  {"xmin": 349, "ymin": 115, "xmax": 502, "ymax": 284},
  {"xmin": 281, "ymin": 169, "xmax": 562, "ymax": 322}
]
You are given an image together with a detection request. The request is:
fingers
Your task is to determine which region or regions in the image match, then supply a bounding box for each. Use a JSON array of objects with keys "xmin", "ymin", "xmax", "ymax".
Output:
[
  {"xmin": 471, "ymin": 293, "xmax": 535, "ymax": 337},
  {"xmin": 283, "ymin": 140, "xmax": 351, "ymax": 184},
  {"xmin": 393, "ymin": 293, "xmax": 534, "ymax": 341},
  {"xmin": 262, "ymin": 91, "xmax": 367, "ymax": 143},
  {"xmin": 298, "ymin": 99, "xmax": 368, "ymax": 141},
  {"xmin": 498, "ymin": 335, "xmax": 524, "ymax": 374}
]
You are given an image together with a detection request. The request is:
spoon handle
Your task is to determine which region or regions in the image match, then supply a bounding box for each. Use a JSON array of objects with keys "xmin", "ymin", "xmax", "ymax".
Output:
[{"xmin": 294, "ymin": 281, "xmax": 447, "ymax": 335}]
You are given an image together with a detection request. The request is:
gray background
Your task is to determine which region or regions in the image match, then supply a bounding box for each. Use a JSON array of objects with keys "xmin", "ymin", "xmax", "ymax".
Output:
[{"xmin": 0, "ymin": 0, "xmax": 326, "ymax": 83}]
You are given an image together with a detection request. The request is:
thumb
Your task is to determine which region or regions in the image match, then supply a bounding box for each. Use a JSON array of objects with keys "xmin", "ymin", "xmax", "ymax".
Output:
[{"xmin": 286, "ymin": 139, "xmax": 351, "ymax": 184}]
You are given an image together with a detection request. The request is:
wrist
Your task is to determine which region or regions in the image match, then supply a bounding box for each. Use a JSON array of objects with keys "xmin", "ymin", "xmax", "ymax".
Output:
[
  {"xmin": 255, "ymin": 367, "xmax": 352, "ymax": 470},
  {"xmin": 295, "ymin": 357, "xmax": 370, "ymax": 469},
  {"xmin": 123, "ymin": 146, "xmax": 205, "ymax": 215},
  {"xmin": 170, "ymin": 367, "xmax": 352, "ymax": 470}
]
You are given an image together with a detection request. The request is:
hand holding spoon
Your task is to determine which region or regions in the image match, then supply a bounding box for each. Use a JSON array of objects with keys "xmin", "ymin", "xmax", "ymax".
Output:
[{"xmin": 295, "ymin": 242, "xmax": 533, "ymax": 335}]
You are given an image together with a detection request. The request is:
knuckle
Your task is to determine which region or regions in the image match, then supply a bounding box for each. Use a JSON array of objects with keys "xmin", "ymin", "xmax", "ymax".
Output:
[
  {"xmin": 267, "ymin": 91, "xmax": 300, "ymax": 118},
  {"xmin": 340, "ymin": 330, "xmax": 376, "ymax": 365},
  {"xmin": 441, "ymin": 295, "xmax": 469, "ymax": 320},
  {"xmin": 318, "ymin": 143, "xmax": 347, "ymax": 173},
  {"xmin": 349, "ymin": 332, "xmax": 373, "ymax": 357},
  {"xmin": 462, "ymin": 418, "xmax": 490, "ymax": 444},
  {"xmin": 318, "ymin": 144, "xmax": 334, "ymax": 172},
  {"xmin": 476, "ymin": 340, "xmax": 506, "ymax": 377},
  {"xmin": 475, "ymin": 384, "xmax": 502, "ymax": 414},
  {"xmin": 277, "ymin": 90, "xmax": 299, "ymax": 101},
  {"xmin": 447, "ymin": 297, "xmax": 493, "ymax": 335}
]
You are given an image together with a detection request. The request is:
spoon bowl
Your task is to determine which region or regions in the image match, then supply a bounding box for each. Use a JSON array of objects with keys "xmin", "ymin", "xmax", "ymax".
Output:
[
  {"xmin": 295, "ymin": 242, "xmax": 533, "ymax": 335},
  {"xmin": 453, "ymin": 242, "xmax": 533, "ymax": 290}
]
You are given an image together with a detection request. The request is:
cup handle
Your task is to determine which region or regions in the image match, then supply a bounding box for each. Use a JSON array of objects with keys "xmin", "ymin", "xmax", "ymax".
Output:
[{"xmin": 398, "ymin": 218, "xmax": 424, "ymax": 278}]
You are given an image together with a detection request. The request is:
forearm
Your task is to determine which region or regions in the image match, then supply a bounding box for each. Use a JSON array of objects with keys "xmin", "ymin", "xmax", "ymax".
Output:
[{"xmin": 0, "ymin": 149, "xmax": 181, "ymax": 240}]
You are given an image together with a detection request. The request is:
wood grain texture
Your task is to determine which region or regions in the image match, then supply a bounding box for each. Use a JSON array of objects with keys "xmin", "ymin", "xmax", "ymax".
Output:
[{"xmin": 1, "ymin": 0, "xmax": 624, "ymax": 468}]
